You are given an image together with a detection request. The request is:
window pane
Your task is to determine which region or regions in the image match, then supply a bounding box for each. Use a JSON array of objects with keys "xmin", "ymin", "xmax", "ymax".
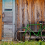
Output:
[{"xmin": 4, "ymin": 0, "xmax": 12, "ymax": 10}]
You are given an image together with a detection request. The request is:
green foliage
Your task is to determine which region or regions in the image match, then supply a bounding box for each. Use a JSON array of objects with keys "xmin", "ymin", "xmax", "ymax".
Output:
[{"xmin": 0, "ymin": 41, "xmax": 45, "ymax": 45}]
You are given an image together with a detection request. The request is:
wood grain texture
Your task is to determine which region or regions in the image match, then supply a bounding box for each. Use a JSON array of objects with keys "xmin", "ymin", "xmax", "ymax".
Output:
[{"xmin": 15, "ymin": 0, "xmax": 45, "ymax": 31}]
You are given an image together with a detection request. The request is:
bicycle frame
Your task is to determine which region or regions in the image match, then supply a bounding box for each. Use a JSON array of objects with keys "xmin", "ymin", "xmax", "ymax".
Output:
[{"xmin": 23, "ymin": 24, "xmax": 45, "ymax": 37}]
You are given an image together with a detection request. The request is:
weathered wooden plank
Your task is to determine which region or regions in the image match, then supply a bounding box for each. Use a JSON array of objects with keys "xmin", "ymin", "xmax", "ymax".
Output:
[
  {"xmin": 4, "ymin": 12, "xmax": 13, "ymax": 16},
  {"xmin": 27, "ymin": 0, "xmax": 31, "ymax": 29},
  {"xmin": 42, "ymin": 1, "xmax": 44, "ymax": 21},
  {"xmin": 2, "ymin": 37, "xmax": 12, "ymax": 41},
  {"xmin": 15, "ymin": 0, "xmax": 18, "ymax": 33},
  {"xmin": 31, "ymin": 0, "xmax": 35, "ymax": 24},
  {"xmin": 16, "ymin": 0, "xmax": 20, "ymax": 28},
  {"xmin": 40, "ymin": 0, "xmax": 44, "ymax": 21},
  {"xmin": 19, "ymin": 0, "xmax": 22, "ymax": 28},
  {"xmin": 44, "ymin": 0, "xmax": 45, "ymax": 21},
  {"xmin": 22, "ymin": 0, "xmax": 25, "ymax": 27},
  {"xmin": 35, "ymin": 0, "xmax": 37, "ymax": 31},
  {"xmin": 3, "ymin": 25, "xmax": 13, "ymax": 40},
  {"xmin": 31, "ymin": 0, "xmax": 35, "ymax": 31},
  {"xmin": 24, "ymin": 0, "xmax": 27, "ymax": 27},
  {"xmin": 2, "ymin": 12, "xmax": 13, "ymax": 22}
]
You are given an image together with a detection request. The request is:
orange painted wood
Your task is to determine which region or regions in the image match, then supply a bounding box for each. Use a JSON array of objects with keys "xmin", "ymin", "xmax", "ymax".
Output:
[{"xmin": 0, "ymin": 0, "xmax": 2, "ymax": 40}]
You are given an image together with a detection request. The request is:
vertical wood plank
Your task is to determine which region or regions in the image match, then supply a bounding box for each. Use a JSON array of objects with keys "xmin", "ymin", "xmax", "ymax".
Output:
[
  {"xmin": 19, "ymin": 0, "xmax": 22, "ymax": 28},
  {"xmin": 24, "ymin": 0, "xmax": 27, "ymax": 27},
  {"xmin": 35, "ymin": 0, "xmax": 37, "ymax": 31},
  {"xmin": 15, "ymin": 0, "xmax": 18, "ymax": 39},
  {"xmin": 40, "ymin": 0, "xmax": 44, "ymax": 21},
  {"xmin": 17, "ymin": 0, "xmax": 20, "ymax": 28},
  {"xmin": 31, "ymin": 0, "xmax": 35, "ymax": 31},
  {"xmin": 36, "ymin": 0, "xmax": 40, "ymax": 31},
  {"xmin": 31, "ymin": 0, "xmax": 35, "ymax": 24},
  {"xmin": 44, "ymin": 0, "xmax": 45, "ymax": 22},
  {"xmin": 22, "ymin": 0, "xmax": 25, "ymax": 27},
  {"xmin": 0, "ymin": 0, "xmax": 2, "ymax": 40},
  {"xmin": 27, "ymin": 0, "xmax": 31, "ymax": 28}
]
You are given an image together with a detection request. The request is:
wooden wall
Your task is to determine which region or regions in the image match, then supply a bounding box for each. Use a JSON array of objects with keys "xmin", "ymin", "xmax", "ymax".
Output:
[{"xmin": 15, "ymin": 0, "xmax": 45, "ymax": 31}]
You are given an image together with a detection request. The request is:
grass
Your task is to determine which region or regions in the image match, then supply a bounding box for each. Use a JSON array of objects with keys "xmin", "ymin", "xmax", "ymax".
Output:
[{"xmin": 0, "ymin": 41, "xmax": 45, "ymax": 45}]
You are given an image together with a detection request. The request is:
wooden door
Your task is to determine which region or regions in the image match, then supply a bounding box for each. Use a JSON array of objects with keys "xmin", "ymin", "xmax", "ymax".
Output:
[{"xmin": 0, "ymin": 0, "xmax": 2, "ymax": 40}]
